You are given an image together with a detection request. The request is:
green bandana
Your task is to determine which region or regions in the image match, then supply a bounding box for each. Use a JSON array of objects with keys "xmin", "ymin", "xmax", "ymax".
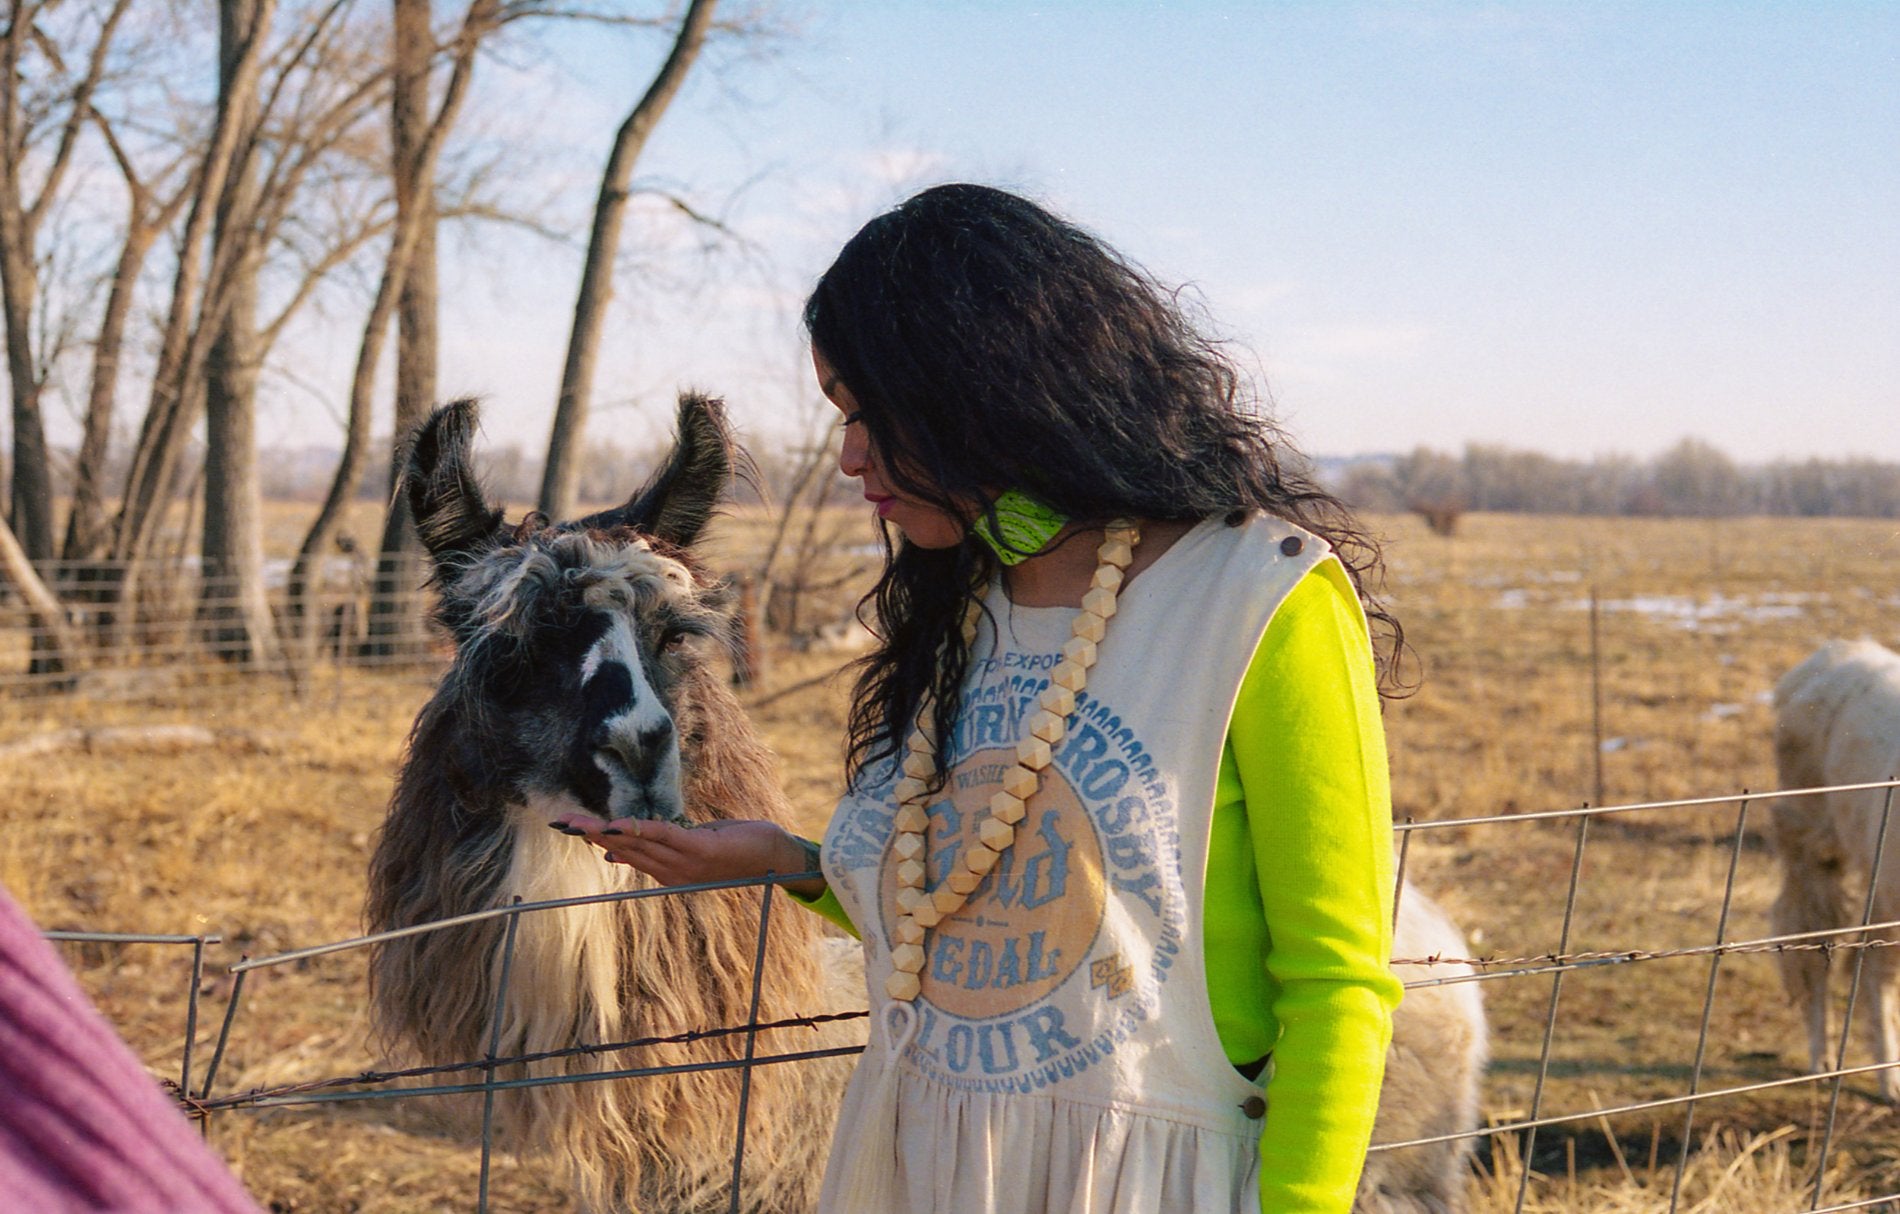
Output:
[{"xmin": 972, "ymin": 490, "xmax": 1068, "ymax": 565}]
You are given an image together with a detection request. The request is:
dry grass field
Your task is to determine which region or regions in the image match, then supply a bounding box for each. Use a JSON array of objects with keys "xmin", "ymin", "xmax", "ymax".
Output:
[{"xmin": 3, "ymin": 509, "xmax": 1898, "ymax": 1212}]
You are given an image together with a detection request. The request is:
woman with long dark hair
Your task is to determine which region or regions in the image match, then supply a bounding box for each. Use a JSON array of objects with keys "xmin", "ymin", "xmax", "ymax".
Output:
[{"xmin": 559, "ymin": 183, "xmax": 1406, "ymax": 1213}]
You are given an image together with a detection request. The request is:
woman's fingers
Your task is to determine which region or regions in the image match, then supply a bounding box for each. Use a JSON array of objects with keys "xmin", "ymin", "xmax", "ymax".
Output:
[
  {"xmin": 545, "ymin": 814, "xmax": 795, "ymax": 888},
  {"xmin": 548, "ymin": 812, "xmax": 611, "ymax": 840},
  {"xmin": 548, "ymin": 813, "xmax": 653, "ymax": 851}
]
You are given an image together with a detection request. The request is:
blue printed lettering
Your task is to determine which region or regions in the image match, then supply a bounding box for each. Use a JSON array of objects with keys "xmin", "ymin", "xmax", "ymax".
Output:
[
  {"xmin": 1061, "ymin": 723, "xmax": 1110, "ymax": 777},
  {"xmin": 931, "ymin": 934, "xmax": 965, "ymax": 984},
  {"xmin": 1016, "ymin": 811, "xmax": 1073, "ymax": 910},
  {"xmin": 972, "ymin": 703, "xmax": 1007, "ymax": 748},
  {"xmin": 916, "ymin": 1005, "xmax": 940, "ymax": 1052},
  {"xmin": 963, "ymin": 938, "xmax": 993, "ymax": 989},
  {"xmin": 1106, "ymin": 830, "xmax": 1152, "ymax": 871},
  {"xmin": 977, "ymin": 1023, "xmax": 1019, "ymax": 1074},
  {"xmin": 944, "ymin": 1024, "xmax": 974, "ymax": 1073},
  {"xmin": 929, "ymin": 802, "xmax": 964, "ymax": 882},
  {"xmin": 1026, "ymin": 930, "xmax": 1061, "ymax": 981},
  {"xmin": 1078, "ymin": 758, "xmax": 1130, "ymax": 801},
  {"xmin": 990, "ymin": 850, "xmax": 1022, "ymax": 907},
  {"xmin": 1098, "ymin": 794, "xmax": 1139, "ymax": 835},
  {"xmin": 1019, "ymin": 1007, "xmax": 1081, "ymax": 1063},
  {"xmin": 1111, "ymin": 869, "xmax": 1164, "ymax": 917},
  {"xmin": 994, "ymin": 937, "xmax": 1023, "ymax": 987}
]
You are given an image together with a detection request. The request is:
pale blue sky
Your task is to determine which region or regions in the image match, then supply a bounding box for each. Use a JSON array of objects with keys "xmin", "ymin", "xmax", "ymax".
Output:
[{"xmin": 321, "ymin": 0, "xmax": 1899, "ymax": 465}]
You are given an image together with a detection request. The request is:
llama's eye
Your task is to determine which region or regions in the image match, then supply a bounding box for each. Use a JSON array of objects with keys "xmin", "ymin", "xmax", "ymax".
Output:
[{"xmin": 659, "ymin": 629, "xmax": 689, "ymax": 652}]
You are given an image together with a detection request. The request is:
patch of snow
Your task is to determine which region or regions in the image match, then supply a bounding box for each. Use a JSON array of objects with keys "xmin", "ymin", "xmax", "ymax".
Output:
[{"xmin": 1563, "ymin": 592, "xmax": 1821, "ymax": 630}]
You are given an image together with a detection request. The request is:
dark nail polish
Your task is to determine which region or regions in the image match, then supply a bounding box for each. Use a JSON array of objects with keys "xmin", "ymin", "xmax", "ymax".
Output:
[{"xmin": 601, "ymin": 827, "xmax": 623, "ymax": 836}]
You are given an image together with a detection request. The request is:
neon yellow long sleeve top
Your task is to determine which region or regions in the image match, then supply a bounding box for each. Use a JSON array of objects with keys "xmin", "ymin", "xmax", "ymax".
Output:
[
  {"xmin": 796, "ymin": 560, "xmax": 1401, "ymax": 1212},
  {"xmin": 1206, "ymin": 559, "xmax": 1401, "ymax": 1211}
]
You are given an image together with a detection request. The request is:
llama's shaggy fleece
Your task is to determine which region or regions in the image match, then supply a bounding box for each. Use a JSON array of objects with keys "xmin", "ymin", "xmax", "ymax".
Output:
[
  {"xmin": 366, "ymin": 396, "xmax": 862, "ymax": 1213},
  {"xmin": 1770, "ymin": 639, "xmax": 1900, "ymax": 1104}
]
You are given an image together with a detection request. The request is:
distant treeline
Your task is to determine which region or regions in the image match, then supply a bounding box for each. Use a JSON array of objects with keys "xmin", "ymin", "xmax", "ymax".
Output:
[
  {"xmin": 39, "ymin": 434, "xmax": 826, "ymax": 509},
  {"xmin": 1330, "ymin": 439, "xmax": 1900, "ymax": 519},
  {"xmin": 44, "ymin": 436, "xmax": 672, "ymax": 509},
  {"xmin": 37, "ymin": 434, "xmax": 1894, "ymax": 520}
]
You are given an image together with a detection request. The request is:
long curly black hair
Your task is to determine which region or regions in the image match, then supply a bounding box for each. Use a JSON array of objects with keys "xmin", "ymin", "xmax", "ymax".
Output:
[{"xmin": 804, "ymin": 183, "xmax": 1408, "ymax": 786}]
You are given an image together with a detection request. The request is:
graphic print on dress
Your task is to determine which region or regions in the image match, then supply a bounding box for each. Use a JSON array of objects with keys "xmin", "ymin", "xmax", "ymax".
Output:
[{"xmin": 838, "ymin": 661, "xmax": 1188, "ymax": 1095}]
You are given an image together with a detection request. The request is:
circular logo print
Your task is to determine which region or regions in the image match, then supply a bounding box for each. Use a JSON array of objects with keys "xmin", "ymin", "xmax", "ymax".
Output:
[{"xmin": 877, "ymin": 746, "xmax": 1106, "ymax": 1020}]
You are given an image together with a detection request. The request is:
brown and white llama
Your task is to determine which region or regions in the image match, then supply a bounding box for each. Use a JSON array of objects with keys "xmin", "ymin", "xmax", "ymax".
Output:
[
  {"xmin": 1768, "ymin": 639, "xmax": 1900, "ymax": 1104},
  {"xmin": 366, "ymin": 393, "xmax": 1488, "ymax": 1212},
  {"xmin": 365, "ymin": 394, "xmax": 863, "ymax": 1213}
]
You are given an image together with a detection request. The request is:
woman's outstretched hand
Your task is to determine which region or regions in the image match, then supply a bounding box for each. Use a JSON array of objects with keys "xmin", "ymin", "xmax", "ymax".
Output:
[{"xmin": 548, "ymin": 814, "xmax": 826, "ymax": 899}]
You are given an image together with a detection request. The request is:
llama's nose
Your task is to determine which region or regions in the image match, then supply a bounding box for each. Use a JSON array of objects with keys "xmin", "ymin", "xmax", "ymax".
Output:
[{"xmin": 595, "ymin": 718, "xmax": 675, "ymax": 785}]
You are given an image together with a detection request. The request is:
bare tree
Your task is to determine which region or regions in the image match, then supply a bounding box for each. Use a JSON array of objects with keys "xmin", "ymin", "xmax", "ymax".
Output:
[
  {"xmin": 752, "ymin": 420, "xmax": 834, "ymax": 627},
  {"xmin": 198, "ymin": 0, "xmax": 283, "ymax": 667},
  {"xmin": 93, "ymin": 0, "xmax": 412, "ymax": 669},
  {"xmin": 107, "ymin": 0, "xmax": 281, "ymax": 570},
  {"xmin": 536, "ymin": 0, "xmax": 718, "ymax": 519},
  {"xmin": 1, "ymin": 0, "xmax": 132, "ymax": 563},
  {"xmin": 59, "ymin": 128, "xmax": 195, "ymax": 564},
  {"xmin": 357, "ymin": 0, "xmax": 497, "ymax": 657}
]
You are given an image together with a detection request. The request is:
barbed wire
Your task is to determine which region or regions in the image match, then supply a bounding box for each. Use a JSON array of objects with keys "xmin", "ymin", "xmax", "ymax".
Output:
[{"xmin": 1392, "ymin": 918, "xmax": 1900, "ymax": 988}]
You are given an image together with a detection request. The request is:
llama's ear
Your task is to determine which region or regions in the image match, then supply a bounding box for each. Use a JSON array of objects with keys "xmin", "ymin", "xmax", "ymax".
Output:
[
  {"xmin": 578, "ymin": 392, "xmax": 749, "ymax": 549},
  {"xmin": 404, "ymin": 400, "xmax": 507, "ymax": 567}
]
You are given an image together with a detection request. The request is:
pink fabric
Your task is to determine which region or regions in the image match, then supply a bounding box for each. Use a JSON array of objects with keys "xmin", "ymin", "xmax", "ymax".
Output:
[{"xmin": 0, "ymin": 884, "xmax": 261, "ymax": 1213}]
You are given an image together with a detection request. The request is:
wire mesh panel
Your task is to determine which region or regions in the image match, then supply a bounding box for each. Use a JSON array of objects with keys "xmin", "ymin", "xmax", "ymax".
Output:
[
  {"xmin": 38, "ymin": 780, "xmax": 1900, "ymax": 1213},
  {"xmin": 1388, "ymin": 783, "xmax": 1900, "ymax": 1213},
  {"xmin": 0, "ymin": 556, "xmax": 445, "ymax": 701}
]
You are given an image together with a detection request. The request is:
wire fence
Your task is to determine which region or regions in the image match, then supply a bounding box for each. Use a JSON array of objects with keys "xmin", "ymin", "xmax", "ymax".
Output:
[
  {"xmin": 0, "ymin": 556, "xmax": 445, "ymax": 700},
  {"xmin": 39, "ymin": 779, "xmax": 1900, "ymax": 1214}
]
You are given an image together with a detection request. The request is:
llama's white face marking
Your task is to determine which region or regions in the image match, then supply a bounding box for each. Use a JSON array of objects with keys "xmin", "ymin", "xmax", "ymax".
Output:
[{"xmin": 582, "ymin": 614, "xmax": 685, "ymax": 822}]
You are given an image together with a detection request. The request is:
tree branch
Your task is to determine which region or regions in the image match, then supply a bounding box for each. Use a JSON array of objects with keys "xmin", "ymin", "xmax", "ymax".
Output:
[{"xmin": 25, "ymin": 0, "xmax": 132, "ymax": 234}]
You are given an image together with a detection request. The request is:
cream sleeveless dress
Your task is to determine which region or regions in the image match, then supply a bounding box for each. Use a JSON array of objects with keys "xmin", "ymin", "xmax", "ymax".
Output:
[{"xmin": 818, "ymin": 514, "xmax": 1325, "ymax": 1214}]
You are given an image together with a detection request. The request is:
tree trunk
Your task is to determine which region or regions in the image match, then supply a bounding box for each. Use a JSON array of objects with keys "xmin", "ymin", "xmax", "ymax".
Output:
[
  {"xmin": 537, "ymin": 0, "xmax": 719, "ymax": 519},
  {"xmin": 339, "ymin": 0, "xmax": 492, "ymax": 660},
  {"xmin": 62, "ymin": 142, "xmax": 192, "ymax": 659},
  {"xmin": 109, "ymin": 0, "xmax": 277, "ymax": 568},
  {"xmin": 2, "ymin": 0, "xmax": 131, "ymax": 565},
  {"xmin": 361, "ymin": 0, "xmax": 439, "ymax": 658},
  {"xmin": 393, "ymin": 0, "xmax": 438, "ymax": 436},
  {"xmin": 201, "ymin": 292, "xmax": 280, "ymax": 667},
  {"xmin": 0, "ymin": 510, "xmax": 74, "ymax": 678},
  {"xmin": 0, "ymin": 219, "xmax": 54, "ymax": 564},
  {"xmin": 0, "ymin": 23, "xmax": 53, "ymax": 563},
  {"xmin": 61, "ymin": 222, "xmax": 161, "ymax": 563},
  {"xmin": 289, "ymin": 223, "xmax": 409, "ymax": 641},
  {"xmin": 196, "ymin": 0, "xmax": 281, "ymax": 670}
]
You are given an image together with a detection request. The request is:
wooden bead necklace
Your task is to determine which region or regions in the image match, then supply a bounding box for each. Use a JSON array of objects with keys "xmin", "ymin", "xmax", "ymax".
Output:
[{"xmin": 882, "ymin": 521, "xmax": 1140, "ymax": 1003}]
